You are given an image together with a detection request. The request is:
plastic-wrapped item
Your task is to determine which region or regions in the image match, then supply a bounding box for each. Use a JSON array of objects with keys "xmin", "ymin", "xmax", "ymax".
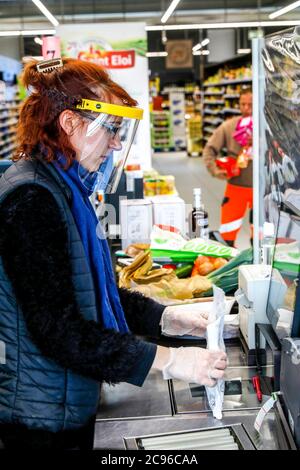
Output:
[
  {"xmin": 233, "ymin": 116, "xmax": 253, "ymax": 147},
  {"xmin": 150, "ymin": 225, "xmax": 239, "ymax": 260},
  {"xmin": 205, "ymin": 285, "xmax": 226, "ymax": 420},
  {"xmin": 144, "ymin": 175, "xmax": 176, "ymax": 196},
  {"xmin": 216, "ymin": 157, "xmax": 241, "ymax": 178}
]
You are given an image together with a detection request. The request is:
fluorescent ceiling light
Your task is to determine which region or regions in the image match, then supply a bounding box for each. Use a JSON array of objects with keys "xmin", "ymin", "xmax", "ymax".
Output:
[
  {"xmin": 146, "ymin": 20, "xmax": 300, "ymax": 31},
  {"xmin": 146, "ymin": 51, "xmax": 168, "ymax": 57},
  {"xmin": 192, "ymin": 43, "xmax": 202, "ymax": 52},
  {"xmin": 193, "ymin": 50, "xmax": 209, "ymax": 56},
  {"xmin": 34, "ymin": 37, "xmax": 43, "ymax": 45},
  {"xmin": 201, "ymin": 38, "xmax": 210, "ymax": 47},
  {"xmin": 269, "ymin": 1, "xmax": 300, "ymax": 19},
  {"xmin": 32, "ymin": 0, "xmax": 59, "ymax": 27},
  {"xmin": 0, "ymin": 29, "xmax": 55, "ymax": 36},
  {"xmin": 237, "ymin": 48, "xmax": 251, "ymax": 54},
  {"xmin": 161, "ymin": 0, "xmax": 181, "ymax": 24},
  {"xmin": 0, "ymin": 31, "xmax": 21, "ymax": 36},
  {"xmin": 22, "ymin": 29, "xmax": 56, "ymax": 35},
  {"xmin": 192, "ymin": 38, "xmax": 210, "ymax": 52}
]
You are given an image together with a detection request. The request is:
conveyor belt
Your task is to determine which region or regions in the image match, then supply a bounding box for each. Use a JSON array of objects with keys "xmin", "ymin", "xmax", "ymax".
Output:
[{"xmin": 140, "ymin": 428, "xmax": 239, "ymax": 450}]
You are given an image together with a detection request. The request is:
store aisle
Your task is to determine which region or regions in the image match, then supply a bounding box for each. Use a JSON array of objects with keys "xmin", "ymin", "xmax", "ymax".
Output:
[{"xmin": 152, "ymin": 151, "xmax": 250, "ymax": 250}]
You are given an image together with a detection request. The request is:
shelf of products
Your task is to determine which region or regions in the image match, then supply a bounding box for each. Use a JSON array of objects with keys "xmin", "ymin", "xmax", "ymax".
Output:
[
  {"xmin": 169, "ymin": 91, "xmax": 186, "ymax": 150},
  {"xmin": 0, "ymin": 98, "xmax": 20, "ymax": 159},
  {"xmin": 186, "ymin": 113, "xmax": 202, "ymax": 156},
  {"xmin": 184, "ymin": 86, "xmax": 202, "ymax": 156},
  {"xmin": 202, "ymin": 64, "xmax": 252, "ymax": 144},
  {"xmin": 150, "ymin": 110, "xmax": 173, "ymax": 151},
  {"xmin": 150, "ymin": 83, "xmax": 203, "ymax": 154},
  {"xmin": 204, "ymin": 77, "xmax": 252, "ymax": 87}
]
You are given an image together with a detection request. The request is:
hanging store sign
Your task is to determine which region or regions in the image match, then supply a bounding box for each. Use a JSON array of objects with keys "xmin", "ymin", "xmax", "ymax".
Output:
[
  {"xmin": 166, "ymin": 40, "xmax": 193, "ymax": 69},
  {"xmin": 42, "ymin": 36, "xmax": 61, "ymax": 59},
  {"xmin": 77, "ymin": 48, "xmax": 135, "ymax": 68}
]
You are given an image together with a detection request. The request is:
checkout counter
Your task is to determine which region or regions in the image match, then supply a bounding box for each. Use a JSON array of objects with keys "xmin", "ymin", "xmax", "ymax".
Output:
[
  {"xmin": 93, "ymin": 330, "xmax": 297, "ymax": 450},
  {"xmin": 93, "ymin": 241, "xmax": 300, "ymax": 450}
]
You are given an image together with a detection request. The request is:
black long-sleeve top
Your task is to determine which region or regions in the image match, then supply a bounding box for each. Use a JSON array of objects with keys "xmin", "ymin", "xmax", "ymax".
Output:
[{"xmin": 0, "ymin": 184, "xmax": 165, "ymax": 387}]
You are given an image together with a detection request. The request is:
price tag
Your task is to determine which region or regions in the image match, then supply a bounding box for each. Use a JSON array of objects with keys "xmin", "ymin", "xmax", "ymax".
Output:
[{"xmin": 254, "ymin": 392, "xmax": 278, "ymax": 433}]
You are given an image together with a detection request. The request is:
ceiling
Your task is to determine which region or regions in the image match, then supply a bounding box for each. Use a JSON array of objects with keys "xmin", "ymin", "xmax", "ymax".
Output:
[{"xmin": 0, "ymin": 1, "xmax": 297, "ymax": 28}]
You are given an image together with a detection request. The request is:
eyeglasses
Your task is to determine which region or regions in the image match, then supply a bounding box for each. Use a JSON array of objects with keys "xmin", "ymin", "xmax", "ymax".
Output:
[
  {"xmin": 100, "ymin": 121, "xmax": 122, "ymax": 138},
  {"xmin": 77, "ymin": 110, "xmax": 122, "ymax": 138}
]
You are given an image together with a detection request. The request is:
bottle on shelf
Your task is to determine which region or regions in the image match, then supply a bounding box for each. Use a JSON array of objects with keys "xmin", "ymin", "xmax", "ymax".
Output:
[
  {"xmin": 261, "ymin": 222, "xmax": 275, "ymax": 265},
  {"xmin": 189, "ymin": 188, "xmax": 209, "ymax": 239}
]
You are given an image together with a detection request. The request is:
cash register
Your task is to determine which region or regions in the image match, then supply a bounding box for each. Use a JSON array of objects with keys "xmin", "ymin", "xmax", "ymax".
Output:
[{"xmin": 253, "ymin": 200, "xmax": 300, "ymax": 448}]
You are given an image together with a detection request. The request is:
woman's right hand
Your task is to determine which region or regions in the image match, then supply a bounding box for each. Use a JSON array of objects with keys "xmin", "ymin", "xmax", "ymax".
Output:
[{"xmin": 153, "ymin": 346, "xmax": 227, "ymax": 387}]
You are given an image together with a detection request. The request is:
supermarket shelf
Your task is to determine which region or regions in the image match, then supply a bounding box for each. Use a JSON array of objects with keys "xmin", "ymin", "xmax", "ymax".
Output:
[
  {"xmin": 161, "ymin": 89, "xmax": 200, "ymax": 95},
  {"xmin": 0, "ymin": 119, "xmax": 18, "ymax": 130},
  {"xmin": 0, "ymin": 143, "xmax": 17, "ymax": 157},
  {"xmin": 0, "ymin": 97, "xmax": 21, "ymax": 161},
  {"xmin": 0, "ymin": 128, "xmax": 16, "ymax": 138},
  {"xmin": 0, "ymin": 136, "xmax": 16, "ymax": 147},
  {"xmin": 203, "ymin": 77, "xmax": 252, "ymax": 87},
  {"xmin": 203, "ymin": 127, "xmax": 215, "ymax": 134},
  {"xmin": 223, "ymin": 94, "xmax": 240, "ymax": 99},
  {"xmin": 203, "ymin": 100, "xmax": 224, "ymax": 105},
  {"xmin": 204, "ymin": 109, "xmax": 221, "ymax": 116},
  {"xmin": 203, "ymin": 118, "xmax": 222, "ymax": 125},
  {"xmin": 203, "ymin": 91, "xmax": 224, "ymax": 96},
  {"xmin": 0, "ymin": 105, "xmax": 20, "ymax": 112},
  {"xmin": 201, "ymin": 65, "xmax": 251, "ymax": 148},
  {"xmin": 0, "ymin": 113, "xmax": 19, "ymax": 121},
  {"xmin": 221, "ymin": 108, "xmax": 241, "ymax": 114},
  {"xmin": 153, "ymin": 146, "xmax": 177, "ymax": 152}
]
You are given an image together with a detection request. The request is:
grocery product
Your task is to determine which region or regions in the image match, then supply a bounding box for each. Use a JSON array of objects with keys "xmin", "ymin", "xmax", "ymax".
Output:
[
  {"xmin": 190, "ymin": 188, "xmax": 209, "ymax": 239},
  {"xmin": 203, "ymin": 248, "xmax": 253, "ymax": 295},
  {"xmin": 144, "ymin": 174, "xmax": 176, "ymax": 196},
  {"xmin": 132, "ymin": 273, "xmax": 212, "ymax": 301},
  {"xmin": 192, "ymin": 255, "xmax": 228, "ymax": 276},
  {"xmin": 175, "ymin": 264, "xmax": 194, "ymax": 278},
  {"xmin": 216, "ymin": 156, "xmax": 241, "ymax": 178},
  {"xmin": 118, "ymin": 250, "xmax": 174, "ymax": 288},
  {"xmin": 150, "ymin": 225, "xmax": 239, "ymax": 259}
]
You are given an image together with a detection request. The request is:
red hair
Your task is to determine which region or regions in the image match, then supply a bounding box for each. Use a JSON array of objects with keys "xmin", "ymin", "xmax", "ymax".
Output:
[{"xmin": 14, "ymin": 58, "xmax": 137, "ymax": 166}]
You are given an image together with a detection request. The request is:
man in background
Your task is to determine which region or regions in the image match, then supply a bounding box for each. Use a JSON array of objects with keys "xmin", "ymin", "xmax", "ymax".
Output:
[{"xmin": 203, "ymin": 88, "xmax": 253, "ymax": 247}]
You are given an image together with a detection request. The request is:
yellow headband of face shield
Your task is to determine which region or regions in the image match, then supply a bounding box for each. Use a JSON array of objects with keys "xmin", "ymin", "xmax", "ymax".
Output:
[{"xmin": 76, "ymin": 98, "xmax": 143, "ymax": 120}]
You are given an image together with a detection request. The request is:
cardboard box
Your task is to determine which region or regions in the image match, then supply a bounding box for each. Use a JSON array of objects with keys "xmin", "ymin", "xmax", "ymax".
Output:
[
  {"xmin": 120, "ymin": 199, "xmax": 153, "ymax": 250},
  {"xmin": 149, "ymin": 195, "xmax": 186, "ymax": 235}
]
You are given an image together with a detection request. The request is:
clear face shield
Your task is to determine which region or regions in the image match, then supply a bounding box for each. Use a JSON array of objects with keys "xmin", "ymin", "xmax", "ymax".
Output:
[{"xmin": 73, "ymin": 99, "xmax": 143, "ymax": 193}]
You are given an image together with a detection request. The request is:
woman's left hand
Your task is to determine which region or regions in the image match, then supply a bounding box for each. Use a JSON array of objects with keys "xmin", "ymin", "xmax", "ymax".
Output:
[{"xmin": 160, "ymin": 306, "xmax": 209, "ymax": 337}]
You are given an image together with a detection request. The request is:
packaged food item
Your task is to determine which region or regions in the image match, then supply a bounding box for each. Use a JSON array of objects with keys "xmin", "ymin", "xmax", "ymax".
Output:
[
  {"xmin": 150, "ymin": 226, "xmax": 239, "ymax": 261},
  {"xmin": 125, "ymin": 243, "xmax": 150, "ymax": 257},
  {"xmin": 233, "ymin": 116, "xmax": 253, "ymax": 147},
  {"xmin": 236, "ymin": 147, "xmax": 251, "ymax": 169},
  {"xmin": 216, "ymin": 157, "xmax": 240, "ymax": 178},
  {"xmin": 144, "ymin": 175, "xmax": 176, "ymax": 196},
  {"xmin": 181, "ymin": 238, "xmax": 239, "ymax": 259},
  {"xmin": 118, "ymin": 250, "xmax": 174, "ymax": 288},
  {"xmin": 131, "ymin": 273, "xmax": 212, "ymax": 301}
]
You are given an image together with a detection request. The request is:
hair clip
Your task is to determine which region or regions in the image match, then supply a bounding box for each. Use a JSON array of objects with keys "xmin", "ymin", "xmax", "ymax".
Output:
[{"xmin": 36, "ymin": 58, "xmax": 63, "ymax": 73}]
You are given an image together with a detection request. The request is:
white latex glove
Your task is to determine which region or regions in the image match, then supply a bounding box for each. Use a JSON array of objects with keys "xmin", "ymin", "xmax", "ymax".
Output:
[
  {"xmin": 160, "ymin": 306, "xmax": 209, "ymax": 337},
  {"xmin": 162, "ymin": 346, "xmax": 227, "ymax": 387}
]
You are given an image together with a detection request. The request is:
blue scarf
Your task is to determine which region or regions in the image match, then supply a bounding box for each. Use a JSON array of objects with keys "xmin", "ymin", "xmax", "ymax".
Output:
[{"xmin": 53, "ymin": 154, "xmax": 129, "ymax": 333}]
